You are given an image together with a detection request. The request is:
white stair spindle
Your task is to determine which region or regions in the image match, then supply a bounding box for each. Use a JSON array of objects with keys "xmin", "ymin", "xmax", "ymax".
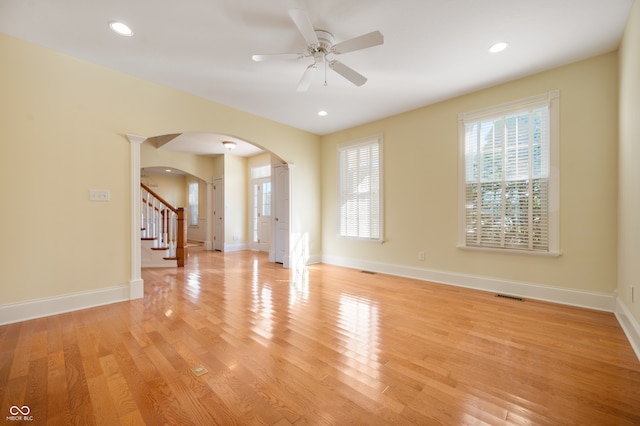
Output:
[
  {"xmin": 154, "ymin": 199, "xmax": 161, "ymax": 245},
  {"xmin": 162, "ymin": 206, "xmax": 168, "ymax": 247},
  {"xmin": 141, "ymin": 183, "xmax": 186, "ymax": 267},
  {"xmin": 170, "ymin": 211, "xmax": 177, "ymax": 257}
]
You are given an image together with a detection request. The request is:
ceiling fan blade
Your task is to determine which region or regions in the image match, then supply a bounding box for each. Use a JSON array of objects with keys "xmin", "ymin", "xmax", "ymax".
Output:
[
  {"xmin": 332, "ymin": 31, "xmax": 384, "ymax": 55},
  {"xmin": 252, "ymin": 53, "xmax": 303, "ymax": 62},
  {"xmin": 330, "ymin": 60, "xmax": 367, "ymax": 87},
  {"xmin": 296, "ymin": 63, "xmax": 317, "ymax": 92},
  {"xmin": 288, "ymin": 9, "xmax": 319, "ymax": 46}
]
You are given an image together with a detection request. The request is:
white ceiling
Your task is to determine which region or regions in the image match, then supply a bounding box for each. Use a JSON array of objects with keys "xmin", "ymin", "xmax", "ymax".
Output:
[
  {"xmin": 0, "ymin": 0, "xmax": 633, "ymax": 140},
  {"xmin": 153, "ymin": 133, "xmax": 265, "ymax": 157}
]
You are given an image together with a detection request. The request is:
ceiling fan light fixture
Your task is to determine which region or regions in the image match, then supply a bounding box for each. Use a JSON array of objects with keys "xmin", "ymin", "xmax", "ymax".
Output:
[
  {"xmin": 222, "ymin": 141, "xmax": 236, "ymax": 150},
  {"xmin": 108, "ymin": 21, "xmax": 134, "ymax": 37},
  {"xmin": 489, "ymin": 42, "xmax": 508, "ymax": 53}
]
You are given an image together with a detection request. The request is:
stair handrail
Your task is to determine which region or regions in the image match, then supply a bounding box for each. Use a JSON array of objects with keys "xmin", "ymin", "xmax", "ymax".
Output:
[
  {"xmin": 141, "ymin": 182, "xmax": 177, "ymax": 214},
  {"xmin": 141, "ymin": 182, "xmax": 188, "ymax": 267}
]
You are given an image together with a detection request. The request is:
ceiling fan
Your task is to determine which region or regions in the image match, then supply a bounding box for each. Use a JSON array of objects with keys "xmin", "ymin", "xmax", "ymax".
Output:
[{"xmin": 252, "ymin": 9, "xmax": 384, "ymax": 91}]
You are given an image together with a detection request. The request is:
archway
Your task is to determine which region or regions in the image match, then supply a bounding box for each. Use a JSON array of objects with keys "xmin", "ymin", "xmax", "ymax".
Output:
[{"xmin": 126, "ymin": 132, "xmax": 292, "ymax": 299}]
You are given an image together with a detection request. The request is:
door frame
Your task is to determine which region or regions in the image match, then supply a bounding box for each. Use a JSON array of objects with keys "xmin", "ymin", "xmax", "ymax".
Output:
[
  {"xmin": 212, "ymin": 177, "xmax": 224, "ymax": 251},
  {"xmin": 250, "ymin": 176, "xmax": 272, "ymax": 252}
]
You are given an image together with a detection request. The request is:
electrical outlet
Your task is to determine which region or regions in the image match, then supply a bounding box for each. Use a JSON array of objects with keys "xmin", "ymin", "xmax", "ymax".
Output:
[{"xmin": 418, "ymin": 251, "xmax": 425, "ymax": 261}]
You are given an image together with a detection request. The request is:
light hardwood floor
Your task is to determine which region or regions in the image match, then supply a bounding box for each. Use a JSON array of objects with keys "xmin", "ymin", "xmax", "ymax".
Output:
[{"xmin": 1, "ymin": 249, "xmax": 639, "ymax": 425}]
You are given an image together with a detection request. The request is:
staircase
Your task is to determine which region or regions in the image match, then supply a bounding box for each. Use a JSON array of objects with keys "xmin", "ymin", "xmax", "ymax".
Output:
[{"xmin": 141, "ymin": 182, "xmax": 188, "ymax": 268}]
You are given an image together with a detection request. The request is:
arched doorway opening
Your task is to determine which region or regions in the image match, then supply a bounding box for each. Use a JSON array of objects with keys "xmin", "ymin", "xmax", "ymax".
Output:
[{"xmin": 126, "ymin": 132, "xmax": 292, "ymax": 298}]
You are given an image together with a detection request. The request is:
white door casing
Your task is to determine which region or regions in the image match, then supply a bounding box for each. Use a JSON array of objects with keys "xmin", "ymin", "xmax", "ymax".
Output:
[
  {"xmin": 252, "ymin": 178, "xmax": 272, "ymax": 252},
  {"xmin": 213, "ymin": 177, "xmax": 224, "ymax": 251},
  {"xmin": 272, "ymin": 164, "xmax": 289, "ymax": 266}
]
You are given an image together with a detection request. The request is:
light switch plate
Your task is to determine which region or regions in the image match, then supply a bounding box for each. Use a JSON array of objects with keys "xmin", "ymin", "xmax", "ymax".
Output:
[{"xmin": 89, "ymin": 189, "xmax": 110, "ymax": 201}]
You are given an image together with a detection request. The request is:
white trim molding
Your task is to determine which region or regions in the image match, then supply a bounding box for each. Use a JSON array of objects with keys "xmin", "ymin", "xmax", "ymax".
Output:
[
  {"xmin": 126, "ymin": 133, "xmax": 147, "ymax": 300},
  {"xmin": 0, "ymin": 286, "xmax": 130, "ymax": 326},
  {"xmin": 321, "ymin": 254, "xmax": 640, "ymax": 359},
  {"xmin": 322, "ymin": 254, "xmax": 616, "ymax": 312},
  {"xmin": 224, "ymin": 242, "xmax": 250, "ymax": 252},
  {"xmin": 615, "ymin": 298, "xmax": 640, "ymax": 361}
]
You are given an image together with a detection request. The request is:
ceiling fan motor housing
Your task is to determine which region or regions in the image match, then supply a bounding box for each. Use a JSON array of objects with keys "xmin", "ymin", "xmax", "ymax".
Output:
[
  {"xmin": 310, "ymin": 29, "xmax": 334, "ymax": 60},
  {"xmin": 253, "ymin": 9, "xmax": 383, "ymax": 91}
]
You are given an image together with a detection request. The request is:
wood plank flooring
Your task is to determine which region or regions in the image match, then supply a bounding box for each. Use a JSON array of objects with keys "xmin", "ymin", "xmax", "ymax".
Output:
[{"xmin": 1, "ymin": 248, "xmax": 640, "ymax": 425}]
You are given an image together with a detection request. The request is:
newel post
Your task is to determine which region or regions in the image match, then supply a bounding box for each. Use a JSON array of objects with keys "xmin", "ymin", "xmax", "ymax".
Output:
[{"xmin": 176, "ymin": 208, "xmax": 188, "ymax": 267}]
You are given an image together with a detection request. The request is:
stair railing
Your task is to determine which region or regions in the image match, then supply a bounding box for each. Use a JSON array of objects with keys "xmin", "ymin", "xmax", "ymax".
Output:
[{"xmin": 141, "ymin": 182, "xmax": 188, "ymax": 267}]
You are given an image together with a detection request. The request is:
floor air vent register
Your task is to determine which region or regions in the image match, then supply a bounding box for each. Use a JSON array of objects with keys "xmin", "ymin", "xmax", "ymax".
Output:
[{"xmin": 496, "ymin": 294, "xmax": 525, "ymax": 302}]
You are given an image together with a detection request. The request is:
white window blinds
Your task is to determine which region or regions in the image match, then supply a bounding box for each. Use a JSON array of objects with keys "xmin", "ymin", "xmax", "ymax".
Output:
[
  {"xmin": 188, "ymin": 181, "xmax": 199, "ymax": 226},
  {"xmin": 458, "ymin": 91, "xmax": 559, "ymax": 254},
  {"xmin": 338, "ymin": 136, "xmax": 382, "ymax": 241}
]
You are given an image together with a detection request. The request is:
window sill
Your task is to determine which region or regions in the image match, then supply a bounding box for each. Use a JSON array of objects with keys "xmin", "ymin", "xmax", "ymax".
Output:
[
  {"xmin": 339, "ymin": 235, "xmax": 385, "ymax": 244},
  {"xmin": 457, "ymin": 245, "xmax": 561, "ymax": 257}
]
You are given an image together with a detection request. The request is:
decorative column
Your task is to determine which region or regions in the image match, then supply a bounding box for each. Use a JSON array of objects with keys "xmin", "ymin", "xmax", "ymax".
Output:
[{"xmin": 126, "ymin": 134, "xmax": 147, "ymax": 299}]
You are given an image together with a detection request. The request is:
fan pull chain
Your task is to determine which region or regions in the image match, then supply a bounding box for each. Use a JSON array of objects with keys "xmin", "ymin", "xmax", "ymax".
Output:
[{"xmin": 324, "ymin": 60, "xmax": 328, "ymax": 86}]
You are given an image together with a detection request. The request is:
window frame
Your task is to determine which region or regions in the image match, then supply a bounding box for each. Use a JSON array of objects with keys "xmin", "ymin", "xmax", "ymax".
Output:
[
  {"xmin": 337, "ymin": 134, "xmax": 384, "ymax": 242},
  {"xmin": 188, "ymin": 180, "xmax": 199, "ymax": 226},
  {"xmin": 457, "ymin": 91, "xmax": 560, "ymax": 256}
]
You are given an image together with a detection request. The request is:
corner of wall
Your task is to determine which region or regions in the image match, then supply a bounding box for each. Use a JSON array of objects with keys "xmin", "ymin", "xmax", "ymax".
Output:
[{"xmin": 615, "ymin": 297, "xmax": 640, "ymax": 361}]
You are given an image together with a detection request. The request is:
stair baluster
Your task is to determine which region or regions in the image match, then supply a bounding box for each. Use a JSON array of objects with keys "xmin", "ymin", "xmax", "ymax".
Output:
[{"xmin": 141, "ymin": 182, "xmax": 188, "ymax": 267}]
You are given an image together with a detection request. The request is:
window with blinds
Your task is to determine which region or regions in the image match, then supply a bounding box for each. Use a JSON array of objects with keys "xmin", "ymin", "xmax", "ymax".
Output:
[
  {"xmin": 338, "ymin": 136, "xmax": 383, "ymax": 241},
  {"xmin": 458, "ymin": 91, "xmax": 559, "ymax": 254},
  {"xmin": 188, "ymin": 181, "xmax": 199, "ymax": 226}
]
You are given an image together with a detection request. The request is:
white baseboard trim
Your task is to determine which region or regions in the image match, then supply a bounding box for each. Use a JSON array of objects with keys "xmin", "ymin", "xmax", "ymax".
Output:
[
  {"xmin": 0, "ymin": 285, "xmax": 131, "ymax": 326},
  {"xmin": 224, "ymin": 242, "xmax": 249, "ymax": 252},
  {"xmin": 129, "ymin": 279, "xmax": 144, "ymax": 300},
  {"xmin": 615, "ymin": 298, "xmax": 640, "ymax": 361},
  {"xmin": 4, "ymin": 256, "xmax": 634, "ymax": 360},
  {"xmin": 321, "ymin": 255, "xmax": 616, "ymax": 312}
]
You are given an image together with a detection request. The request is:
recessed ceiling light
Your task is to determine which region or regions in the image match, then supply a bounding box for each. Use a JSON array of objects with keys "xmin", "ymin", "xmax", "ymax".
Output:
[
  {"xmin": 109, "ymin": 21, "xmax": 134, "ymax": 37},
  {"xmin": 489, "ymin": 42, "xmax": 508, "ymax": 53},
  {"xmin": 318, "ymin": 110, "xmax": 328, "ymax": 117}
]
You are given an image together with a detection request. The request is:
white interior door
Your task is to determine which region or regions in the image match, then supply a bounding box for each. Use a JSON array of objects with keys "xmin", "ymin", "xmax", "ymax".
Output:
[
  {"xmin": 272, "ymin": 164, "xmax": 289, "ymax": 265},
  {"xmin": 213, "ymin": 177, "xmax": 224, "ymax": 251},
  {"xmin": 252, "ymin": 178, "xmax": 272, "ymax": 252}
]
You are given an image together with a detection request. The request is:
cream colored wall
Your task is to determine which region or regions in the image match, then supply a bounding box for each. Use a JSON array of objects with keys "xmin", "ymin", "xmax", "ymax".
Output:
[
  {"xmin": 140, "ymin": 141, "xmax": 218, "ymax": 183},
  {"xmin": 0, "ymin": 33, "xmax": 320, "ymax": 306},
  {"xmin": 212, "ymin": 155, "xmax": 224, "ymax": 179},
  {"xmin": 322, "ymin": 52, "xmax": 619, "ymax": 294},
  {"xmin": 143, "ymin": 173, "xmax": 186, "ymax": 207},
  {"xmin": 618, "ymin": 0, "xmax": 640, "ymax": 323},
  {"xmin": 248, "ymin": 152, "xmax": 273, "ymax": 169},
  {"xmin": 198, "ymin": 179, "xmax": 207, "ymax": 218}
]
